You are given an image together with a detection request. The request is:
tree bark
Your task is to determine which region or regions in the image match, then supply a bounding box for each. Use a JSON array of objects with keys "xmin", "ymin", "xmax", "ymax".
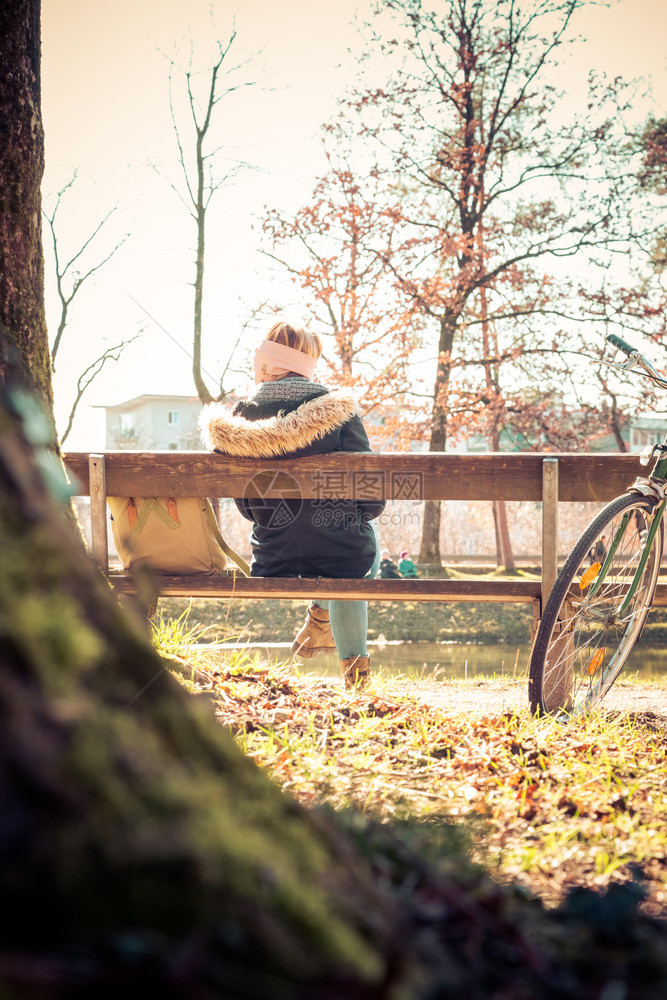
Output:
[
  {"xmin": 0, "ymin": 393, "xmax": 398, "ymax": 992},
  {"xmin": 610, "ymin": 403, "xmax": 628, "ymax": 453},
  {"xmin": 477, "ymin": 218, "xmax": 516, "ymax": 573},
  {"xmin": 193, "ymin": 178, "xmax": 214, "ymax": 405},
  {"xmin": 492, "ymin": 500, "xmax": 515, "ymax": 571},
  {"xmin": 418, "ymin": 313, "xmax": 456, "ymax": 566},
  {"xmin": 0, "ymin": 0, "xmax": 54, "ymax": 441},
  {"xmin": 490, "ymin": 431, "xmax": 515, "ymax": 571}
]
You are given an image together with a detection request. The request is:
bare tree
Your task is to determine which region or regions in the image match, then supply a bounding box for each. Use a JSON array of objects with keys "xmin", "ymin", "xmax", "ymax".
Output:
[
  {"xmin": 44, "ymin": 173, "xmax": 127, "ymax": 368},
  {"xmin": 162, "ymin": 31, "xmax": 256, "ymax": 404},
  {"xmin": 59, "ymin": 336, "xmax": 138, "ymax": 445},
  {"xmin": 43, "ymin": 173, "xmax": 132, "ymax": 442}
]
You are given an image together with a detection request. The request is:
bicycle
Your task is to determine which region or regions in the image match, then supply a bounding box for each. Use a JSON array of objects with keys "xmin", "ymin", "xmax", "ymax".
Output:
[{"xmin": 529, "ymin": 334, "xmax": 667, "ymax": 718}]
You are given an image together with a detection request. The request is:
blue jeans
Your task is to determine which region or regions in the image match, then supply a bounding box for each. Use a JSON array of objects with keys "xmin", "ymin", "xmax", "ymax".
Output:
[{"xmin": 313, "ymin": 524, "xmax": 380, "ymax": 659}]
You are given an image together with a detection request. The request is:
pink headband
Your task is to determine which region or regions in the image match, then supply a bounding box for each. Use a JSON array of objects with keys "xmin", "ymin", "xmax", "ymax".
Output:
[{"xmin": 253, "ymin": 339, "xmax": 318, "ymax": 382}]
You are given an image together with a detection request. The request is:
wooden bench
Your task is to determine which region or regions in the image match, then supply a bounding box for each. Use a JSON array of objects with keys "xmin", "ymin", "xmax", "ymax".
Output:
[{"xmin": 63, "ymin": 450, "xmax": 667, "ymax": 620}]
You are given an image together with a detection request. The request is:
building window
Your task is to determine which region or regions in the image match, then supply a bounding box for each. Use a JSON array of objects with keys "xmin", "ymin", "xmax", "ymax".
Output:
[
  {"xmin": 120, "ymin": 413, "xmax": 135, "ymax": 435},
  {"xmin": 632, "ymin": 428, "xmax": 658, "ymax": 450},
  {"xmin": 168, "ymin": 411, "xmax": 179, "ymax": 425}
]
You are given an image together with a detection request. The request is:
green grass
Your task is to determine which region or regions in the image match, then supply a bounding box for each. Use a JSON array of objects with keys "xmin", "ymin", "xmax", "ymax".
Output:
[
  {"xmin": 157, "ymin": 595, "xmax": 535, "ymax": 644},
  {"xmin": 150, "ymin": 601, "xmax": 214, "ymax": 658},
  {"xmin": 267, "ymin": 668, "xmax": 666, "ymax": 915},
  {"xmin": 154, "ymin": 610, "xmax": 667, "ymax": 918}
]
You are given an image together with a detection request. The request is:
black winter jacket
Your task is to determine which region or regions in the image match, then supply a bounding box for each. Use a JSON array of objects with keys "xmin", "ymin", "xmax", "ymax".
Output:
[{"xmin": 200, "ymin": 377, "xmax": 385, "ymax": 578}]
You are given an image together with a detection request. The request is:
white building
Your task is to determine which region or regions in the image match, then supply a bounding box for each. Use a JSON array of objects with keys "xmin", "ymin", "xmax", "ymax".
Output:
[{"xmin": 98, "ymin": 394, "xmax": 205, "ymax": 450}]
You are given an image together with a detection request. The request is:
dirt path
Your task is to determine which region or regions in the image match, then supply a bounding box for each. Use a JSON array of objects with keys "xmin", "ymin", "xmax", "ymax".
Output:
[{"xmin": 381, "ymin": 675, "xmax": 667, "ymax": 728}]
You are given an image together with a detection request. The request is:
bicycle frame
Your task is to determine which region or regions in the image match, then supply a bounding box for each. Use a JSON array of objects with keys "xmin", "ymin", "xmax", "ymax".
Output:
[{"xmin": 586, "ymin": 499, "xmax": 665, "ymax": 610}]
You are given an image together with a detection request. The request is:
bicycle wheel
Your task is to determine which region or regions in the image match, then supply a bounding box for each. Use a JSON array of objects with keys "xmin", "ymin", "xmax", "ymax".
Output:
[{"xmin": 529, "ymin": 493, "xmax": 664, "ymax": 718}]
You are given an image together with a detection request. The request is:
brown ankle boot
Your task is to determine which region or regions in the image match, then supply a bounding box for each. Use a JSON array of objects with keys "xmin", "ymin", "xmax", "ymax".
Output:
[
  {"xmin": 291, "ymin": 602, "xmax": 336, "ymax": 658},
  {"xmin": 340, "ymin": 655, "xmax": 371, "ymax": 690}
]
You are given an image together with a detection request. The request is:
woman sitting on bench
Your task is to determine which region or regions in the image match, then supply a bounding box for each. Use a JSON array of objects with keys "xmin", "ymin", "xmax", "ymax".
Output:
[{"xmin": 200, "ymin": 321, "xmax": 384, "ymax": 689}]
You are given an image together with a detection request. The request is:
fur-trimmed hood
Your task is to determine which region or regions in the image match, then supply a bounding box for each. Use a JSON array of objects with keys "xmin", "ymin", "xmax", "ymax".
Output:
[{"xmin": 200, "ymin": 388, "xmax": 359, "ymax": 458}]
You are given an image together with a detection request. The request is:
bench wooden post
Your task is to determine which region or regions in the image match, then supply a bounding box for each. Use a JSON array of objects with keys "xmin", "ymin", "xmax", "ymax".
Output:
[
  {"xmin": 541, "ymin": 458, "xmax": 559, "ymax": 610},
  {"xmin": 89, "ymin": 454, "xmax": 108, "ymax": 572}
]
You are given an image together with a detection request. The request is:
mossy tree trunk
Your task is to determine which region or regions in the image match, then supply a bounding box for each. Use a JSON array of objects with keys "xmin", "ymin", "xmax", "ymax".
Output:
[
  {"xmin": 0, "ymin": 395, "xmax": 396, "ymax": 994},
  {"xmin": 0, "ymin": 0, "xmax": 55, "ymax": 444}
]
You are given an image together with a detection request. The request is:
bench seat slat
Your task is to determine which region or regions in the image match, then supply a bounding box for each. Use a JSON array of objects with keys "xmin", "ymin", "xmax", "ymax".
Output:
[
  {"xmin": 109, "ymin": 572, "xmax": 541, "ymax": 602},
  {"xmin": 109, "ymin": 572, "xmax": 667, "ymax": 606}
]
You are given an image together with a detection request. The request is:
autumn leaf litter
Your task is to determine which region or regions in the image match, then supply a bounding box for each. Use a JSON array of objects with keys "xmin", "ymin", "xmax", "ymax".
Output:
[{"xmin": 170, "ymin": 646, "xmax": 667, "ymax": 919}]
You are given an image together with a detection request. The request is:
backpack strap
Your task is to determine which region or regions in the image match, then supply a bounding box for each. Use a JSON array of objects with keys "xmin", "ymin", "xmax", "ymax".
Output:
[
  {"xmin": 130, "ymin": 497, "xmax": 180, "ymax": 532},
  {"xmin": 202, "ymin": 501, "xmax": 251, "ymax": 576}
]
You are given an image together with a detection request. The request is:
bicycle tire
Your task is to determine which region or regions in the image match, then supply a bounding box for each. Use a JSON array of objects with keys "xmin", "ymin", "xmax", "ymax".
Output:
[{"xmin": 529, "ymin": 492, "xmax": 664, "ymax": 718}]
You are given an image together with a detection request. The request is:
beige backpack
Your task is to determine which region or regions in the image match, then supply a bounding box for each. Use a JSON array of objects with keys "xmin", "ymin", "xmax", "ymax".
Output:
[{"xmin": 108, "ymin": 496, "xmax": 250, "ymax": 576}]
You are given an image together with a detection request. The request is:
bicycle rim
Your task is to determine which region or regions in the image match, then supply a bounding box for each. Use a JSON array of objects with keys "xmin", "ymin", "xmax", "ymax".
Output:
[{"xmin": 529, "ymin": 493, "xmax": 664, "ymax": 718}]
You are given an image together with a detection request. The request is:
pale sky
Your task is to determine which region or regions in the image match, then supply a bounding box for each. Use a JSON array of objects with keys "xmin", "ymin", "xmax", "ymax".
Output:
[{"xmin": 40, "ymin": 0, "xmax": 667, "ymax": 448}]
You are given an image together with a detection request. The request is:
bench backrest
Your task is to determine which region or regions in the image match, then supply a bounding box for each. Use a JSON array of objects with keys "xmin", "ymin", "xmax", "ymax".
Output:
[{"xmin": 64, "ymin": 450, "xmax": 641, "ymax": 502}]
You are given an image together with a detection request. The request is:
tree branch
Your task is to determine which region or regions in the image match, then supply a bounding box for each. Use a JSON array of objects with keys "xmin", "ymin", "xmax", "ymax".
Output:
[{"xmin": 59, "ymin": 336, "xmax": 138, "ymax": 445}]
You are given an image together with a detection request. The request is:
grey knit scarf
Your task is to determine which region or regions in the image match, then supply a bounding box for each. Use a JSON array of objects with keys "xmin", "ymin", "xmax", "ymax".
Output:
[
  {"xmin": 232, "ymin": 376, "xmax": 330, "ymax": 421},
  {"xmin": 250, "ymin": 376, "xmax": 329, "ymax": 406}
]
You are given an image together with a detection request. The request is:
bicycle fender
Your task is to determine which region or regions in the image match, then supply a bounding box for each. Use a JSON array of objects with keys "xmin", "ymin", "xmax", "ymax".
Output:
[{"xmin": 628, "ymin": 478, "xmax": 666, "ymax": 500}]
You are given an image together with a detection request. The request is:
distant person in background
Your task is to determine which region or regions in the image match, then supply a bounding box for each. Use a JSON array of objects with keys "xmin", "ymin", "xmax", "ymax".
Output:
[
  {"xmin": 379, "ymin": 550, "xmax": 402, "ymax": 579},
  {"xmin": 588, "ymin": 535, "xmax": 606, "ymax": 567},
  {"xmin": 398, "ymin": 550, "xmax": 418, "ymax": 578}
]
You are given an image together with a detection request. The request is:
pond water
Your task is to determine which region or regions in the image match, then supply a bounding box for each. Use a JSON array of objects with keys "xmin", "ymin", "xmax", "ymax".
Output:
[{"xmin": 205, "ymin": 640, "xmax": 667, "ymax": 679}]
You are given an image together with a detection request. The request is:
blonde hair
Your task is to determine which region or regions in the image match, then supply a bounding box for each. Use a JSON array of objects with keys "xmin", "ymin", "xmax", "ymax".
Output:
[{"xmin": 266, "ymin": 322, "xmax": 323, "ymax": 360}]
